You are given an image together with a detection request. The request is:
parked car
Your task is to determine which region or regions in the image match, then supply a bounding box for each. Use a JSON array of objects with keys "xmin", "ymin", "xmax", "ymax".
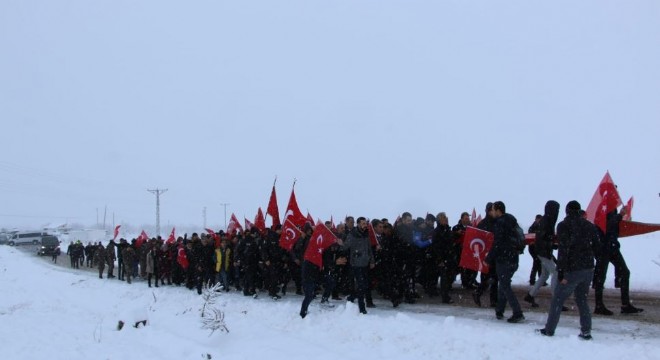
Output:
[
  {"xmin": 7, "ymin": 232, "xmax": 46, "ymax": 246},
  {"xmin": 38, "ymin": 235, "xmax": 60, "ymax": 256}
]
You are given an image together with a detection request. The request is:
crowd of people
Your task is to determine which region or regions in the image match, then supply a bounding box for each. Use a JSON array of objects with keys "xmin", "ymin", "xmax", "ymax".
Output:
[{"xmin": 55, "ymin": 199, "xmax": 643, "ymax": 340}]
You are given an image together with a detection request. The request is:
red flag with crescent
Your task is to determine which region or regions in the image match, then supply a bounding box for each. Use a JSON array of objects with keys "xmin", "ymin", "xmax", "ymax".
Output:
[
  {"xmin": 113, "ymin": 225, "xmax": 121, "ymax": 240},
  {"xmin": 303, "ymin": 222, "xmax": 339, "ymax": 268},
  {"xmin": 267, "ymin": 185, "xmax": 281, "ymax": 227},
  {"xmin": 284, "ymin": 189, "xmax": 307, "ymax": 228},
  {"xmin": 167, "ymin": 227, "xmax": 176, "ymax": 244},
  {"xmin": 459, "ymin": 226, "xmax": 494, "ymax": 274},
  {"xmin": 586, "ymin": 171, "xmax": 623, "ymax": 233},
  {"xmin": 279, "ymin": 219, "xmax": 303, "ymax": 251},
  {"xmin": 177, "ymin": 244, "xmax": 189, "ymax": 269}
]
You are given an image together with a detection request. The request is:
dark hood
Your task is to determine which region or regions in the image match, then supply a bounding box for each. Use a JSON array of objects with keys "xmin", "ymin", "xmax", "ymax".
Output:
[{"xmin": 544, "ymin": 200, "xmax": 560, "ymax": 228}]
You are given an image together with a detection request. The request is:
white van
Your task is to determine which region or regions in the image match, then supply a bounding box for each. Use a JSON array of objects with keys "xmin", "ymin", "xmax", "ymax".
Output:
[{"xmin": 8, "ymin": 232, "xmax": 46, "ymax": 246}]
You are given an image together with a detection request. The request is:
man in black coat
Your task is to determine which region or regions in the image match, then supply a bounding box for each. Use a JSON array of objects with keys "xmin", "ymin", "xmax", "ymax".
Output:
[
  {"xmin": 473, "ymin": 202, "xmax": 497, "ymax": 307},
  {"xmin": 485, "ymin": 201, "xmax": 524, "ymax": 323},
  {"xmin": 538, "ymin": 201, "xmax": 599, "ymax": 339},
  {"xmin": 524, "ymin": 201, "xmax": 560, "ymax": 308},
  {"xmin": 593, "ymin": 207, "xmax": 643, "ymax": 315},
  {"xmin": 433, "ymin": 212, "xmax": 457, "ymax": 304}
]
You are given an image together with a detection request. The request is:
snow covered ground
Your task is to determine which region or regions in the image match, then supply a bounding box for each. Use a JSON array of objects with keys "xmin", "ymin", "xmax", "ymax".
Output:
[{"xmin": 1, "ymin": 234, "xmax": 659, "ymax": 360}]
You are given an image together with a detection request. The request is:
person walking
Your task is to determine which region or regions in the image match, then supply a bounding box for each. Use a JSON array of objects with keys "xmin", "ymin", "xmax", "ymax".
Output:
[{"xmin": 538, "ymin": 201, "xmax": 600, "ymax": 339}]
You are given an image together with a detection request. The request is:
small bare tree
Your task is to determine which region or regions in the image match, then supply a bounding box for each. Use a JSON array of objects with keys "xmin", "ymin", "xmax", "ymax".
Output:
[{"xmin": 200, "ymin": 282, "xmax": 229, "ymax": 335}]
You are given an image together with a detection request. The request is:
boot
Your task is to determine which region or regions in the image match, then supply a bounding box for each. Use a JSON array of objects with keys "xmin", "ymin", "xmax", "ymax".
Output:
[
  {"xmin": 621, "ymin": 304, "xmax": 644, "ymax": 314},
  {"xmin": 524, "ymin": 294, "xmax": 539, "ymax": 308},
  {"xmin": 594, "ymin": 306, "xmax": 613, "ymax": 316}
]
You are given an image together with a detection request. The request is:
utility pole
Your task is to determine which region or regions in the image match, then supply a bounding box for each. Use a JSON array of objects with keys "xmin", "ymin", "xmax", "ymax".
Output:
[
  {"xmin": 203, "ymin": 207, "xmax": 207, "ymax": 229},
  {"xmin": 147, "ymin": 188, "xmax": 168, "ymax": 237},
  {"xmin": 220, "ymin": 203, "xmax": 230, "ymax": 230}
]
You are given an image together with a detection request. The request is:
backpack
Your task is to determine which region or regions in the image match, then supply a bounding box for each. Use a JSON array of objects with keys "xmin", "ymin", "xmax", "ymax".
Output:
[{"xmin": 511, "ymin": 224, "xmax": 526, "ymax": 254}]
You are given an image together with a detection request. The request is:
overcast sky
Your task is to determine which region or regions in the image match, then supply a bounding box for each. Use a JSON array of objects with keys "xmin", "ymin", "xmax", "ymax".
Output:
[{"xmin": 1, "ymin": 1, "xmax": 658, "ymax": 233}]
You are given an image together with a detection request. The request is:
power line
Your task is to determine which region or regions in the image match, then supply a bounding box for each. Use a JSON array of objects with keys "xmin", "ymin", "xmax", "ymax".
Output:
[
  {"xmin": 147, "ymin": 188, "xmax": 168, "ymax": 237},
  {"xmin": 220, "ymin": 203, "xmax": 230, "ymax": 230}
]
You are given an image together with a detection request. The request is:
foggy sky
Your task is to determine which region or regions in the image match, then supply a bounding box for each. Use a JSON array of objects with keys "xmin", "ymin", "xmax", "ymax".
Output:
[{"xmin": 1, "ymin": 1, "xmax": 659, "ymax": 233}]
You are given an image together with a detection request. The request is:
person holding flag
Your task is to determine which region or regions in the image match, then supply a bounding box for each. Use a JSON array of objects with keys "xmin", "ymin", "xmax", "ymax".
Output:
[
  {"xmin": 484, "ymin": 201, "xmax": 525, "ymax": 323},
  {"xmin": 299, "ymin": 222, "xmax": 339, "ymax": 318},
  {"xmin": 593, "ymin": 206, "xmax": 643, "ymax": 315}
]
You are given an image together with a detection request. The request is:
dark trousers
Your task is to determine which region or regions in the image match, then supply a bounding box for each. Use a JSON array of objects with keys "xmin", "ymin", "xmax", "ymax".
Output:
[
  {"xmin": 544, "ymin": 269, "xmax": 593, "ymax": 335},
  {"xmin": 495, "ymin": 262, "xmax": 522, "ymax": 316},
  {"xmin": 118, "ymin": 258, "xmax": 124, "ymax": 280},
  {"xmin": 475, "ymin": 263, "xmax": 498, "ymax": 306},
  {"xmin": 528, "ymin": 244, "xmax": 542, "ymax": 284},
  {"xmin": 352, "ymin": 266, "xmax": 369, "ymax": 312},
  {"xmin": 593, "ymin": 249, "xmax": 631, "ymax": 306}
]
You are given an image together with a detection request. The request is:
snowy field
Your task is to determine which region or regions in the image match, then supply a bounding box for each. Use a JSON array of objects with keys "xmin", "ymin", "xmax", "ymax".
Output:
[{"xmin": 0, "ymin": 233, "xmax": 659, "ymax": 360}]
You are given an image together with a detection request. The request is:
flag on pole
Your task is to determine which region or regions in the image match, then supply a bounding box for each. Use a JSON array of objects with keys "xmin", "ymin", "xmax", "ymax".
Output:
[
  {"xmin": 585, "ymin": 171, "xmax": 623, "ymax": 232},
  {"xmin": 267, "ymin": 185, "xmax": 281, "ymax": 227},
  {"xmin": 167, "ymin": 227, "xmax": 176, "ymax": 244},
  {"xmin": 113, "ymin": 225, "xmax": 121, "ymax": 240},
  {"xmin": 227, "ymin": 213, "xmax": 243, "ymax": 236},
  {"xmin": 244, "ymin": 218, "xmax": 255, "ymax": 231},
  {"xmin": 284, "ymin": 189, "xmax": 307, "ymax": 227},
  {"xmin": 255, "ymin": 207, "xmax": 266, "ymax": 233}
]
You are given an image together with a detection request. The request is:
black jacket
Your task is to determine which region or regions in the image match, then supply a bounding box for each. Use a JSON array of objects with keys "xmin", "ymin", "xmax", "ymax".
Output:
[
  {"xmin": 535, "ymin": 200, "xmax": 560, "ymax": 259},
  {"xmin": 486, "ymin": 213, "xmax": 520, "ymax": 265},
  {"xmin": 556, "ymin": 210, "xmax": 600, "ymax": 280}
]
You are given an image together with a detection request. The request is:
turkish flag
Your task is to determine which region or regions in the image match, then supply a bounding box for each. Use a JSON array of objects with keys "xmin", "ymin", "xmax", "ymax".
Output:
[
  {"xmin": 167, "ymin": 227, "xmax": 176, "ymax": 244},
  {"xmin": 622, "ymin": 197, "xmax": 634, "ymax": 221},
  {"xmin": 303, "ymin": 222, "xmax": 339, "ymax": 268},
  {"xmin": 306, "ymin": 212, "xmax": 314, "ymax": 226},
  {"xmin": 619, "ymin": 220, "xmax": 660, "ymax": 237},
  {"xmin": 267, "ymin": 185, "xmax": 281, "ymax": 227},
  {"xmin": 227, "ymin": 213, "xmax": 243, "ymax": 236},
  {"xmin": 244, "ymin": 218, "xmax": 255, "ymax": 231},
  {"xmin": 136, "ymin": 230, "xmax": 149, "ymax": 249},
  {"xmin": 254, "ymin": 207, "xmax": 266, "ymax": 233},
  {"xmin": 368, "ymin": 221, "xmax": 379, "ymax": 246},
  {"xmin": 459, "ymin": 226, "xmax": 494, "ymax": 274},
  {"xmin": 471, "ymin": 208, "xmax": 478, "ymax": 226},
  {"xmin": 113, "ymin": 225, "xmax": 121, "ymax": 240},
  {"xmin": 475, "ymin": 214, "xmax": 482, "ymax": 226},
  {"xmin": 177, "ymin": 245, "xmax": 189, "ymax": 269},
  {"xmin": 586, "ymin": 171, "xmax": 623, "ymax": 232},
  {"xmin": 279, "ymin": 219, "xmax": 303, "ymax": 251},
  {"xmin": 205, "ymin": 228, "xmax": 220, "ymax": 247},
  {"xmin": 284, "ymin": 189, "xmax": 307, "ymax": 228}
]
